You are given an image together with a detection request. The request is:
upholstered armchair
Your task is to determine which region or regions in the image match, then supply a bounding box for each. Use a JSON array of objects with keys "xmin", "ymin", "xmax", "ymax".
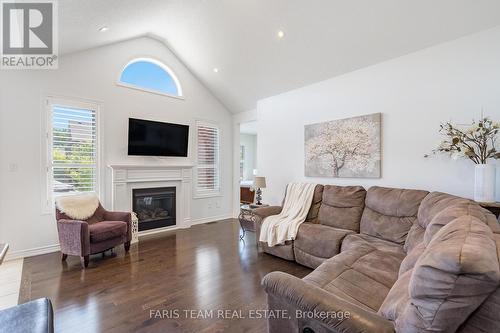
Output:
[{"xmin": 55, "ymin": 194, "xmax": 131, "ymax": 268}]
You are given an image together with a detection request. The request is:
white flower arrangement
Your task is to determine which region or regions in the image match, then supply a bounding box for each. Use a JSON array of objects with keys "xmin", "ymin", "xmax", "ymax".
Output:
[{"xmin": 427, "ymin": 117, "xmax": 499, "ymax": 164}]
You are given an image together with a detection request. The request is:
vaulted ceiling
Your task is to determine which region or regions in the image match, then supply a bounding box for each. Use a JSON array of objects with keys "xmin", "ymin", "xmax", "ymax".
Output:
[{"xmin": 59, "ymin": 0, "xmax": 500, "ymax": 113}]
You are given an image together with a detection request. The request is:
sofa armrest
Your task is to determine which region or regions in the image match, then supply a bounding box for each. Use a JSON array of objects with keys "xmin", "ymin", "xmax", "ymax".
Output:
[
  {"xmin": 262, "ymin": 271, "xmax": 395, "ymax": 333},
  {"xmin": 253, "ymin": 206, "xmax": 282, "ymax": 244},
  {"xmin": 103, "ymin": 210, "xmax": 132, "ymax": 241},
  {"xmin": 253, "ymin": 205, "xmax": 282, "ymax": 218},
  {"xmin": 57, "ymin": 219, "xmax": 90, "ymax": 256}
]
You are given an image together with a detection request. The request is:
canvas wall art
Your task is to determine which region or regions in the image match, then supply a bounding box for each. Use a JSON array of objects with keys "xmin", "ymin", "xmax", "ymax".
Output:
[{"xmin": 304, "ymin": 113, "xmax": 381, "ymax": 178}]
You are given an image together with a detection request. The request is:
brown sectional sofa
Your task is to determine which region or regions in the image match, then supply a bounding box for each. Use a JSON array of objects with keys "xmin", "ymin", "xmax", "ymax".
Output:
[{"xmin": 255, "ymin": 185, "xmax": 500, "ymax": 333}]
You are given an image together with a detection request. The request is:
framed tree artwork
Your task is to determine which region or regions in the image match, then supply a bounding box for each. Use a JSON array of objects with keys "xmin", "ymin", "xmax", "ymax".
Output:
[{"xmin": 304, "ymin": 113, "xmax": 381, "ymax": 178}]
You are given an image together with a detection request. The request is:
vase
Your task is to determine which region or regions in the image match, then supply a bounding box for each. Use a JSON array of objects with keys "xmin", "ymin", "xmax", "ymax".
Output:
[{"xmin": 474, "ymin": 164, "xmax": 496, "ymax": 203}]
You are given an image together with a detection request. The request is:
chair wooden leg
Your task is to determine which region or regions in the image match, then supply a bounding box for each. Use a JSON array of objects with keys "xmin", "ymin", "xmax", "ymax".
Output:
[
  {"xmin": 124, "ymin": 241, "xmax": 131, "ymax": 252},
  {"xmin": 82, "ymin": 255, "xmax": 89, "ymax": 268},
  {"xmin": 61, "ymin": 253, "xmax": 67, "ymax": 261}
]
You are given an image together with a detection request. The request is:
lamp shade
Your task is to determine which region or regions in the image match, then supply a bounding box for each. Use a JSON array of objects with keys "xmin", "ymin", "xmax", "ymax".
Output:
[{"xmin": 254, "ymin": 176, "xmax": 266, "ymax": 188}]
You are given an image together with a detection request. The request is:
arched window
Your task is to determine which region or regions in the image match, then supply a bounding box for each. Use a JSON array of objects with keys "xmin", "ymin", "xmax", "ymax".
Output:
[{"xmin": 118, "ymin": 58, "xmax": 182, "ymax": 97}]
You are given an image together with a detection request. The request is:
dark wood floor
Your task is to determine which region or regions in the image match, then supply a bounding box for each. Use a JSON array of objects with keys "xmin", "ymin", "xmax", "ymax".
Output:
[{"xmin": 20, "ymin": 219, "xmax": 311, "ymax": 333}]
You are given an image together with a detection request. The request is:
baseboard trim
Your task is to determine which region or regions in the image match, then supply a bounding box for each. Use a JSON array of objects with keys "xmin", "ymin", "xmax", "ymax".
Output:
[
  {"xmin": 7, "ymin": 215, "xmax": 234, "ymax": 260},
  {"xmin": 5, "ymin": 244, "xmax": 60, "ymax": 261},
  {"xmin": 190, "ymin": 214, "xmax": 233, "ymax": 225},
  {"xmin": 138, "ymin": 225, "xmax": 183, "ymax": 238}
]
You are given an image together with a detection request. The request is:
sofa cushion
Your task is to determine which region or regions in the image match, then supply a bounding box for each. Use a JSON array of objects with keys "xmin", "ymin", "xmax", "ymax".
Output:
[
  {"xmin": 304, "ymin": 242, "xmax": 405, "ymax": 312},
  {"xmin": 378, "ymin": 269, "xmax": 412, "ymax": 321},
  {"xmin": 341, "ymin": 233, "xmax": 406, "ymax": 258},
  {"xmin": 457, "ymin": 288, "xmax": 500, "ymax": 333},
  {"xmin": 360, "ymin": 186, "xmax": 429, "ymax": 244},
  {"xmin": 404, "ymin": 223, "xmax": 425, "ymax": 253},
  {"xmin": 408, "ymin": 192, "xmax": 491, "ymax": 252},
  {"xmin": 423, "ymin": 201, "xmax": 491, "ymax": 246},
  {"xmin": 458, "ymin": 233, "xmax": 500, "ymax": 333},
  {"xmin": 395, "ymin": 216, "xmax": 500, "ymax": 332},
  {"xmin": 417, "ymin": 191, "xmax": 471, "ymax": 228},
  {"xmin": 89, "ymin": 221, "xmax": 127, "ymax": 243},
  {"xmin": 259, "ymin": 241, "xmax": 295, "ymax": 261},
  {"xmin": 305, "ymin": 184, "xmax": 324, "ymax": 223},
  {"xmin": 486, "ymin": 213, "xmax": 500, "ymax": 234},
  {"xmin": 317, "ymin": 185, "xmax": 366, "ymax": 231},
  {"xmin": 398, "ymin": 241, "xmax": 425, "ymax": 276},
  {"xmin": 294, "ymin": 223, "xmax": 354, "ymax": 268}
]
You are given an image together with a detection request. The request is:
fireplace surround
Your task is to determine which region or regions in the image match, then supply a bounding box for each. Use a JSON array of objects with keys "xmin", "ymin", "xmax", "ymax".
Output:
[{"xmin": 108, "ymin": 164, "xmax": 193, "ymax": 237}]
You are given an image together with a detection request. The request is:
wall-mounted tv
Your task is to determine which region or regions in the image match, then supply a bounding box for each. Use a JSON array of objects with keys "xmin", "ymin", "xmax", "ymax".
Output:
[{"xmin": 128, "ymin": 118, "xmax": 189, "ymax": 157}]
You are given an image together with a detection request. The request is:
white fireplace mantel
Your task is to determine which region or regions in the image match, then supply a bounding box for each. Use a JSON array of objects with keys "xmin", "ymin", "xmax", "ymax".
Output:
[{"xmin": 108, "ymin": 164, "xmax": 193, "ymax": 237}]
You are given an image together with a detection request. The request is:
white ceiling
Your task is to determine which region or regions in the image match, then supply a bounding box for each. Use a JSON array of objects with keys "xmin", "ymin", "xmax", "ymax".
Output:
[{"xmin": 59, "ymin": 0, "xmax": 500, "ymax": 113}]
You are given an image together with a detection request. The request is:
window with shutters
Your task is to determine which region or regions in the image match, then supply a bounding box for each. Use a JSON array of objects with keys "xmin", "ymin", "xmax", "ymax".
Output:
[
  {"xmin": 45, "ymin": 99, "xmax": 100, "ymax": 205},
  {"xmin": 195, "ymin": 121, "xmax": 221, "ymax": 197}
]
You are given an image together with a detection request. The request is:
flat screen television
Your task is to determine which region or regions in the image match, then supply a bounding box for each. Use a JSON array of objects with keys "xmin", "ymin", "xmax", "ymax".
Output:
[{"xmin": 128, "ymin": 118, "xmax": 189, "ymax": 157}]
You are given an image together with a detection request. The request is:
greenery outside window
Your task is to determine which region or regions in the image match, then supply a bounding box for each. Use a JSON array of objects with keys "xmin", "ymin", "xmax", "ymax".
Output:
[{"xmin": 45, "ymin": 99, "xmax": 100, "ymax": 206}]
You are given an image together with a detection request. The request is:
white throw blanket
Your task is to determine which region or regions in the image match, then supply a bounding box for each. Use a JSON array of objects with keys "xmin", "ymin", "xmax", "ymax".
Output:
[
  {"xmin": 55, "ymin": 192, "xmax": 99, "ymax": 220},
  {"xmin": 259, "ymin": 183, "xmax": 316, "ymax": 247}
]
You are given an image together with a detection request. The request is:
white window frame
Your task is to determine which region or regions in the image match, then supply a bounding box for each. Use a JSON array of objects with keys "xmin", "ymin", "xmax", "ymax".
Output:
[
  {"xmin": 239, "ymin": 144, "xmax": 245, "ymax": 181},
  {"xmin": 41, "ymin": 96, "xmax": 103, "ymax": 213},
  {"xmin": 194, "ymin": 120, "xmax": 222, "ymax": 199},
  {"xmin": 116, "ymin": 57, "xmax": 184, "ymax": 100}
]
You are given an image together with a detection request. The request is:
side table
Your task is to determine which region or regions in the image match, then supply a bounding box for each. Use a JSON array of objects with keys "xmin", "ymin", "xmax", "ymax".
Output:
[{"xmin": 238, "ymin": 204, "xmax": 269, "ymax": 240}]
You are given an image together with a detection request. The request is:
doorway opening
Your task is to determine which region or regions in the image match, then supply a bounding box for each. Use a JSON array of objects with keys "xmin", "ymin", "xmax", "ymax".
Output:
[{"xmin": 239, "ymin": 121, "xmax": 258, "ymax": 205}]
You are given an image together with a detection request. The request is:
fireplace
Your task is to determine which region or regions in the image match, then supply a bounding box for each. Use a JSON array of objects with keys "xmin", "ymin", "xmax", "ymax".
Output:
[{"xmin": 133, "ymin": 187, "xmax": 176, "ymax": 231}]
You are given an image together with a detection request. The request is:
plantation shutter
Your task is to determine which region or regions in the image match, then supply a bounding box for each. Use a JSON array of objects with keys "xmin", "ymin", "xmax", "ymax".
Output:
[
  {"xmin": 50, "ymin": 105, "xmax": 98, "ymax": 195},
  {"xmin": 196, "ymin": 122, "xmax": 220, "ymax": 195}
]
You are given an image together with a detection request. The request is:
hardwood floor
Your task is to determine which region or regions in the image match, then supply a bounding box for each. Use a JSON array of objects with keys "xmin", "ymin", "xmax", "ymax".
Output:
[{"xmin": 20, "ymin": 219, "xmax": 311, "ymax": 333}]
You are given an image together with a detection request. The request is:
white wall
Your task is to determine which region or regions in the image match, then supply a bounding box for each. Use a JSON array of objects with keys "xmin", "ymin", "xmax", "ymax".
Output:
[
  {"xmin": 0, "ymin": 37, "xmax": 233, "ymax": 257},
  {"xmin": 239, "ymin": 133, "xmax": 257, "ymax": 181},
  {"xmin": 257, "ymin": 27, "xmax": 500, "ymax": 205}
]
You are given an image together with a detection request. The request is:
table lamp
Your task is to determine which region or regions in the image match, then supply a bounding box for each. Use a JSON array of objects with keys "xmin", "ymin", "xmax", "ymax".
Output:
[{"xmin": 253, "ymin": 176, "xmax": 266, "ymax": 205}]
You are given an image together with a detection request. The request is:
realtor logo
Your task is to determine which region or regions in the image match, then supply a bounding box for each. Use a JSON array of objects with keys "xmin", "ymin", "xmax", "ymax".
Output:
[{"xmin": 1, "ymin": 0, "xmax": 58, "ymax": 69}]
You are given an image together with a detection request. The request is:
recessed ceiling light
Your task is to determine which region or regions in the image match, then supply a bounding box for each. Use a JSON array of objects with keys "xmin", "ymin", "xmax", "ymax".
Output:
[
  {"xmin": 277, "ymin": 30, "xmax": 285, "ymax": 38},
  {"xmin": 213, "ymin": 68, "xmax": 219, "ymax": 73},
  {"xmin": 99, "ymin": 26, "xmax": 109, "ymax": 32}
]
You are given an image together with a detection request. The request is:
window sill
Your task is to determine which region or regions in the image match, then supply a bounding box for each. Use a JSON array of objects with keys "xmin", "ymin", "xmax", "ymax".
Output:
[{"xmin": 116, "ymin": 82, "xmax": 185, "ymax": 100}]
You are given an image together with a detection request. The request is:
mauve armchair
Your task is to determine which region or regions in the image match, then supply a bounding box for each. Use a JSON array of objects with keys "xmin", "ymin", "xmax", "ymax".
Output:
[{"xmin": 56, "ymin": 203, "xmax": 131, "ymax": 268}]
